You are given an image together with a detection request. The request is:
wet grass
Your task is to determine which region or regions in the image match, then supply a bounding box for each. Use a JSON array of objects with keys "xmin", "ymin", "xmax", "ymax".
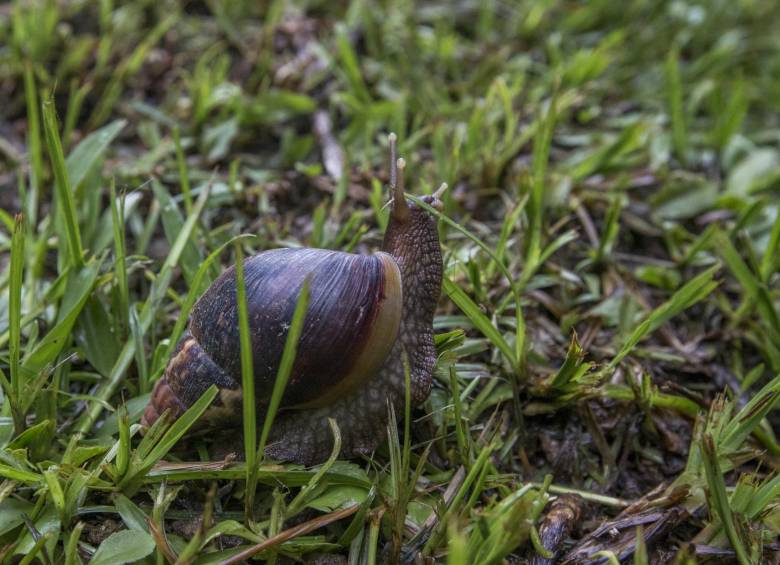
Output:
[{"xmin": 1, "ymin": 0, "xmax": 780, "ymax": 562}]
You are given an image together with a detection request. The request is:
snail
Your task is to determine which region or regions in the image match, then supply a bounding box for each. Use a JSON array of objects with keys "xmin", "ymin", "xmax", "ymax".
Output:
[{"xmin": 141, "ymin": 134, "xmax": 445, "ymax": 465}]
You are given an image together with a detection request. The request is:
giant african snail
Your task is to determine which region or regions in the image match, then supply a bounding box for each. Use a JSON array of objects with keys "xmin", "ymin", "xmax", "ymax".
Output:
[{"xmin": 142, "ymin": 134, "xmax": 445, "ymax": 465}]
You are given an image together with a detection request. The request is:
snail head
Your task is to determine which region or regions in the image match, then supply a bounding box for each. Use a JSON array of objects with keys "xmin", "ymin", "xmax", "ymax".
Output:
[{"xmin": 382, "ymin": 134, "xmax": 445, "ymax": 275}]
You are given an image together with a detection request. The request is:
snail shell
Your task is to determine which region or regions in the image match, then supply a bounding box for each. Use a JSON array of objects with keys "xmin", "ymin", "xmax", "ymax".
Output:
[{"xmin": 170, "ymin": 247, "xmax": 403, "ymax": 411}]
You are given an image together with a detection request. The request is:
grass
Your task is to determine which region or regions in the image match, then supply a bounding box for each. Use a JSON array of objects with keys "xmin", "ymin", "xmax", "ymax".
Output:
[{"xmin": 1, "ymin": 0, "xmax": 780, "ymax": 562}]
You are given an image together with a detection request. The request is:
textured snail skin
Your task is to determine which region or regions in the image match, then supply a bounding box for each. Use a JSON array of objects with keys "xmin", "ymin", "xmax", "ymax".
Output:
[{"xmin": 142, "ymin": 198, "xmax": 442, "ymax": 465}]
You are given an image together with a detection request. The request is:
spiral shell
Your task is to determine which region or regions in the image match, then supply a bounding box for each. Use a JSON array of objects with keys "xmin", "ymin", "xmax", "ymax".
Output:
[{"xmin": 186, "ymin": 247, "xmax": 402, "ymax": 408}]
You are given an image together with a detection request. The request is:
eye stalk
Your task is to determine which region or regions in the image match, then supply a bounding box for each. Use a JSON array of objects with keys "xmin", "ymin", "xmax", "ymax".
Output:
[
  {"xmin": 422, "ymin": 182, "xmax": 447, "ymax": 212},
  {"xmin": 388, "ymin": 133, "xmax": 411, "ymax": 222}
]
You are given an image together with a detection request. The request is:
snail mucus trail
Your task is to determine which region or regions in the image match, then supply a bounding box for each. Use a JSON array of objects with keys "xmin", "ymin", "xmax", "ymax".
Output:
[{"xmin": 142, "ymin": 134, "xmax": 445, "ymax": 465}]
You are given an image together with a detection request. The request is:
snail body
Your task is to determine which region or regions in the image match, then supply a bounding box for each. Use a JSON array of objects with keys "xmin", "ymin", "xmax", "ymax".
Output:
[{"xmin": 142, "ymin": 139, "xmax": 445, "ymax": 464}]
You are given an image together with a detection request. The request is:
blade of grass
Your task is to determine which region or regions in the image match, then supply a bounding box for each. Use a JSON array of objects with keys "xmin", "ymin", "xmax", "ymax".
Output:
[
  {"xmin": 487, "ymin": 195, "xmax": 528, "ymax": 279},
  {"xmin": 443, "ymin": 277, "xmax": 514, "ymax": 366},
  {"xmin": 246, "ymin": 275, "xmax": 311, "ymax": 521},
  {"xmin": 634, "ymin": 526, "xmax": 648, "ymax": 565},
  {"xmin": 701, "ymin": 434, "xmax": 751, "ymax": 565},
  {"xmin": 0, "ymin": 463, "xmax": 42, "ymax": 484},
  {"xmin": 143, "ymin": 463, "xmax": 371, "ymax": 487},
  {"xmin": 286, "ymin": 418, "xmax": 342, "ymax": 517},
  {"xmin": 716, "ymin": 231, "xmax": 780, "ymax": 342},
  {"xmin": 334, "ymin": 24, "xmax": 371, "ymax": 103},
  {"xmin": 666, "ymin": 46, "xmax": 688, "ymax": 165},
  {"xmin": 524, "ymin": 90, "xmax": 558, "ymax": 283},
  {"xmin": 88, "ymin": 13, "xmax": 178, "ymax": 128},
  {"xmin": 64, "ymin": 522, "xmax": 85, "ymax": 565},
  {"xmin": 142, "ymin": 388, "xmax": 220, "ymax": 466},
  {"xmin": 423, "ymin": 440, "xmax": 497, "ymax": 555},
  {"xmin": 109, "ymin": 179, "xmax": 129, "ymax": 337},
  {"xmin": 449, "ymin": 366, "xmax": 469, "ymax": 466},
  {"xmin": 596, "ymin": 192, "xmax": 625, "ymax": 262},
  {"xmin": 719, "ymin": 373, "xmax": 780, "ymax": 457},
  {"xmin": 9, "ymin": 214, "xmax": 25, "ymax": 432},
  {"xmin": 42, "ymin": 95, "xmax": 84, "ymax": 269},
  {"xmin": 448, "ymin": 521, "xmax": 468, "ymax": 565},
  {"xmin": 217, "ymin": 504, "xmax": 359, "ymax": 565},
  {"xmin": 23, "ymin": 63, "xmax": 42, "ymax": 229},
  {"xmin": 65, "ymin": 119, "xmax": 126, "ymax": 192},
  {"xmin": 129, "ymin": 306, "xmax": 149, "ymax": 394},
  {"xmin": 22, "ymin": 259, "xmax": 101, "ymax": 377},
  {"xmin": 607, "ymin": 265, "xmax": 720, "ymax": 371},
  {"xmin": 235, "ymin": 241, "xmax": 257, "ymax": 522},
  {"xmin": 118, "ymin": 385, "xmax": 218, "ymax": 495},
  {"xmin": 62, "ymin": 80, "xmax": 91, "ymax": 149},
  {"xmin": 257, "ymin": 277, "xmax": 311, "ymax": 459},
  {"xmin": 172, "ymin": 126, "xmax": 193, "ymax": 214},
  {"xmin": 549, "ymin": 332, "xmax": 592, "ymax": 390},
  {"xmin": 760, "ymin": 214, "xmax": 780, "ymax": 283}
]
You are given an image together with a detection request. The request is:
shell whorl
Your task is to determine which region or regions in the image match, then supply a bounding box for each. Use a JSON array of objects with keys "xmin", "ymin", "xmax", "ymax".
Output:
[{"xmin": 185, "ymin": 247, "xmax": 402, "ymax": 408}]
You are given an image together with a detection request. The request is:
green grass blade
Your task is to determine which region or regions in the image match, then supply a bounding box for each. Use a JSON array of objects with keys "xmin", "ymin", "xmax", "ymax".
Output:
[
  {"xmin": 525, "ymin": 90, "xmax": 558, "ymax": 276},
  {"xmin": 235, "ymin": 241, "xmax": 258, "ymax": 521},
  {"xmin": 65, "ymin": 119, "xmax": 126, "ymax": 191},
  {"xmin": 596, "ymin": 192, "xmax": 625, "ymax": 262},
  {"xmin": 257, "ymin": 276, "xmax": 311, "ymax": 460},
  {"xmin": 449, "ymin": 366, "xmax": 469, "ymax": 466},
  {"xmin": 42, "ymin": 95, "xmax": 84, "ymax": 268},
  {"xmin": 22, "ymin": 259, "xmax": 101, "ymax": 377},
  {"xmin": 143, "ymin": 385, "xmax": 219, "ymax": 466},
  {"xmin": 549, "ymin": 333, "xmax": 591, "ymax": 390},
  {"xmin": 64, "ymin": 522, "xmax": 85, "ymax": 565},
  {"xmin": 701, "ymin": 434, "xmax": 752, "ymax": 565},
  {"xmin": 151, "ymin": 179, "xmax": 203, "ymax": 285},
  {"xmin": 109, "ymin": 179, "xmax": 129, "ymax": 336},
  {"xmin": 129, "ymin": 306, "xmax": 149, "ymax": 394},
  {"xmin": 719, "ymin": 373, "xmax": 780, "ymax": 457},
  {"xmin": 490, "ymin": 196, "xmax": 528, "ymax": 277},
  {"xmin": 172, "ymin": 126, "xmax": 193, "ymax": 214},
  {"xmin": 423, "ymin": 441, "xmax": 497, "ymax": 555},
  {"xmin": 716, "ymin": 231, "xmax": 780, "ymax": 341},
  {"xmin": 666, "ymin": 46, "xmax": 687, "ymax": 165},
  {"xmin": 62, "ymin": 80, "xmax": 91, "ymax": 149},
  {"xmin": 88, "ymin": 13, "xmax": 178, "ymax": 128},
  {"xmin": 760, "ymin": 213, "xmax": 780, "ymax": 282},
  {"xmin": 608, "ymin": 266, "xmax": 720, "ymax": 371},
  {"xmin": 0, "ymin": 463, "xmax": 42, "ymax": 484},
  {"xmin": 23, "ymin": 63, "xmax": 42, "ymax": 228},
  {"xmin": 443, "ymin": 276, "xmax": 514, "ymax": 367},
  {"xmin": 9, "ymin": 215, "xmax": 24, "ymax": 409},
  {"xmin": 335, "ymin": 24, "xmax": 371, "ymax": 103},
  {"xmin": 286, "ymin": 418, "xmax": 342, "ymax": 518},
  {"xmin": 118, "ymin": 385, "xmax": 218, "ymax": 494}
]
